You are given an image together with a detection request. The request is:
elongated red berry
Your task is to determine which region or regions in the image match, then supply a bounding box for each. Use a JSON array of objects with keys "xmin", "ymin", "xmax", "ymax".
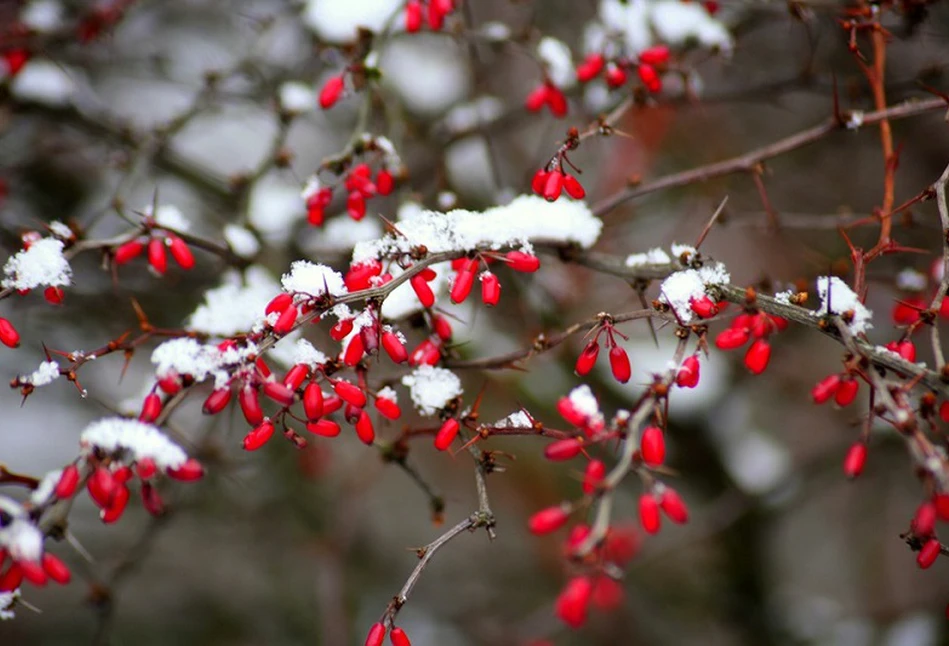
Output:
[
  {"xmin": 381, "ymin": 331, "xmax": 408, "ymax": 363},
  {"xmin": 410, "ymin": 274, "xmax": 435, "ymax": 308},
  {"xmin": 546, "ymin": 84, "xmax": 567, "ymax": 117},
  {"xmin": 243, "ymin": 421, "xmax": 275, "ymax": 451},
  {"xmin": 404, "ymin": 1, "xmax": 422, "ymax": 32},
  {"xmin": 100, "ymin": 483, "xmax": 130, "ymax": 523},
  {"xmin": 525, "ymin": 84, "xmax": 548, "ymax": 112},
  {"xmin": 54, "ymin": 464, "xmax": 80, "ymax": 499},
  {"xmin": 555, "ymin": 576, "xmax": 593, "ymax": 628},
  {"xmin": 639, "ymin": 493, "xmax": 661, "ymax": 534},
  {"xmin": 303, "ymin": 382, "xmax": 324, "ymax": 420},
  {"xmin": 42, "ymin": 552, "xmax": 71, "ymax": 584},
  {"xmin": 19, "ymin": 559, "xmax": 47, "ymax": 586},
  {"xmin": 390, "ymin": 627, "xmax": 412, "ymax": 646},
  {"xmin": 575, "ymin": 341, "xmax": 599, "ymax": 376},
  {"xmin": 843, "ymin": 442, "xmax": 867, "ymax": 478},
  {"xmin": 167, "ymin": 235, "xmax": 195, "ymax": 269},
  {"xmin": 265, "ymin": 293, "xmax": 293, "ymax": 315},
  {"xmin": 918, "ymin": 538, "xmax": 941, "ymax": 569},
  {"xmin": 273, "ymin": 304, "xmax": 298, "ymax": 335},
  {"xmin": 147, "ymin": 237, "xmax": 167, "ymax": 275},
  {"xmin": 529, "ymin": 505, "xmax": 569, "ymax": 535},
  {"xmin": 505, "ymin": 251, "xmax": 540, "ymax": 273},
  {"xmin": 609, "ymin": 345, "xmax": 631, "ymax": 383},
  {"xmin": 715, "ymin": 327, "xmax": 750, "ymax": 350},
  {"xmin": 344, "ymin": 333, "xmax": 365, "ymax": 366},
  {"xmin": 114, "ymin": 239, "xmax": 144, "ymax": 265},
  {"xmin": 605, "ymin": 63, "xmax": 628, "ymax": 88},
  {"xmin": 563, "ymin": 174, "xmax": 585, "ymax": 199},
  {"xmin": 432, "ymin": 314, "xmax": 452, "ymax": 341},
  {"xmin": 139, "ymin": 393, "xmax": 162, "ymax": 423},
  {"xmin": 239, "ymin": 387, "xmax": 264, "ymax": 426},
  {"xmin": 354, "ymin": 410, "xmax": 375, "ymax": 444},
  {"xmin": 203, "ymin": 387, "xmax": 232, "ymax": 415},
  {"xmin": 434, "ymin": 418, "xmax": 460, "ymax": 451},
  {"xmin": 935, "ymin": 493, "xmax": 949, "ymax": 521},
  {"xmin": 640, "ymin": 426, "xmax": 665, "ymax": 467},
  {"xmin": 812, "ymin": 374, "xmax": 841, "ymax": 404},
  {"xmin": 334, "ymin": 380, "xmax": 366, "ymax": 408},
  {"xmin": 543, "ymin": 171, "xmax": 563, "ymax": 202},
  {"xmin": 330, "ymin": 318, "xmax": 354, "ymax": 341},
  {"xmin": 375, "ymin": 396, "xmax": 401, "ymax": 420},
  {"xmin": 365, "ymin": 622, "xmax": 386, "ymax": 646},
  {"xmin": 576, "ymin": 53, "xmax": 605, "ymax": 82},
  {"xmin": 744, "ymin": 339, "xmax": 771, "ymax": 374},
  {"xmin": 690, "ymin": 295, "xmax": 717, "ymax": 318},
  {"xmin": 409, "ymin": 339, "xmax": 440, "ymax": 366},
  {"xmin": 0, "ymin": 317, "xmax": 18, "ymax": 348},
  {"xmin": 319, "ymin": 75, "xmax": 345, "ymax": 109},
  {"xmin": 531, "ymin": 169, "xmax": 549, "ymax": 195},
  {"xmin": 284, "ymin": 364, "xmax": 310, "ymax": 391},
  {"xmin": 262, "ymin": 381, "xmax": 295, "ymax": 407},
  {"xmin": 306, "ymin": 419, "xmax": 340, "ymax": 437},
  {"xmin": 44, "ymin": 286, "xmax": 64, "ymax": 304},
  {"xmin": 676, "ymin": 355, "xmax": 700, "ymax": 388},
  {"xmin": 136, "ymin": 457, "xmax": 157, "ymax": 480},
  {"xmin": 556, "ymin": 397, "xmax": 587, "ymax": 428},
  {"xmin": 637, "ymin": 63, "xmax": 662, "ymax": 93},
  {"xmin": 639, "ymin": 45, "xmax": 670, "ymax": 66},
  {"xmin": 582, "ymin": 459, "xmax": 606, "ymax": 494},
  {"xmin": 347, "ymin": 191, "xmax": 366, "ymax": 221},
  {"xmin": 914, "ymin": 502, "xmax": 937, "ymax": 537},
  {"xmin": 167, "ymin": 458, "xmax": 204, "ymax": 481},
  {"xmin": 450, "ymin": 267, "xmax": 476, "ymax": 304},
  {"xmin": 481, "ymin": 272, "xmax": 500, "ymax": 306},
  {"xmin": 544, "ymin": 438, "xmax": 583, "ymax": 461},
  {"xmin": 660, "ymin": 488, "xmax": 689, "ymax": 524},
  {"xmin": 834, "ymin": 378, "xmax": 859, "ymax": 407}
]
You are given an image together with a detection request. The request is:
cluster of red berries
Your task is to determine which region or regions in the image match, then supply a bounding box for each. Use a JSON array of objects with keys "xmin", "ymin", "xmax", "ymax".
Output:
[
  {"xmin": 524, "ymin": 81, "xmax": 568, "ymax": 118},
  {"xmin": 531, "ymin": 166, "xmax": 585, "ymax": 202},
  {"xmin": 113, "ymin": 229, "xmax": 195, "ymax": 276},
  {"xmin": 53, "ymin": 456, "xmax": 203, "ymax": 526},
  {"xmin": 575, "ymin": 44, "xmax": 670, "ymax": 94},
  {"xmin": 908, "ymin": 495, "xmax": 949, "ymax": 569},
  {"xmin": 0, "ymin": 549, "xmax": 71, "ymax": 593},
  {"xmin": 574, "ymin": 321, "xmax": 631, "ymax": 384},
  {"xmin": 305, "ymin": 163, "xmax": 396, "ymax": 226},
  {"xmin": 714, "ymin": 310, "xmax": 788, "ymax": 375},
  {"xmin": 364, "ymin": 622, "xmax": 413, "ymax": 646},
  {"xmin": 404, "ymin": 0, "xmax": 455, "ymax": 32}
]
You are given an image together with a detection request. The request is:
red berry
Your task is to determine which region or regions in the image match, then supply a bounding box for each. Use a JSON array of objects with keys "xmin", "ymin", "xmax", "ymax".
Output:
[
  {"xmin": 365, "ymin": 622, "xmax": 387, "ymax": 646},
  {"xmin": 265, "ymin": 293, "xmax": 293, "ymax": 315},
  {"xmin": 345, "ymin": 260, "xmax": 383, "ymax": 292},
  {"xmin": 344, "ymin": 333, "xmax": 365, "ymax": 366},
  {"xmin": 354, "ymin": 410, "xmax": 375, "ymax": 444},
  {"xmin": 690, "ymin": 295, "xmax": 718, "ymax": 318},
  {"xmin": 239, "ymin": 387, "xmax": 264, "ymax": 426},
  {"xmin": 0, "ymin": 563, "xmax": 23, "ymax": 592},
  {"xmin": 409, "ymin": 339, "xmax": 441, "ymax": 366},
  {"xmin": 272, "ymin": 304, "xmax": 298, "ymax": 335},
  {"xmin": 544, "ymin": 438, "xmax": 583, "ymax": 461},
  {"xmin": 935, "ymin": 494, "xmax": 949, "ymax": 521},
  {"xmin": 141, "ymin": 482, "xmax": 164, "ymax": 516},
  {"xmin": 42, "ymin": 552, "xmax": 71, "ymax": 585},
  {"xmin": 639, "ymin": 45, "xmax": 670, "ymax": 66},
  {"xmin": 917, "ymin": 538, "xmax": 941, "ymax": 569},
  {"xmin": 100, "ymin": 483, "xmax": 130, "ymax": 523},
  {"xmin": 811, "ymin": 374, "xmax": 841, "ymax": 404},
  {"xmin": 914, "ymin": 502, "xmax": 937, "ymax": 537},
  {"xmin": 243, "ymin": 421, "xmax": 275, "ymax": 451},
  {"xmin": 382, "ymin": 331, "xmax": 408, "ymax": 363},
  {"xmin": 432, "ymin": 314, "xmax": 453, "ymax": 341},
  {"xmin": 582, "ymin": 459, "xmax": 606, "ymax": 494},
  {"xmin": 330, "ymin": 317, "xmax": 354, "ymax": 341},
  {"xmin": 390, "ymin": 627, "xmax": 412, "ymax": 646},
  {"xmin": 450, "ymin": 267, "xmax": 476, "ymax": 304},
  {"xmin": 410, "ymin": 274, "xmax": 435, "ymax": 308},
  {"xmin": 531, "ymin": 168, "xmax": 549, "ymax": 195},
  {"xmin": 481, "ymin": 272, "xmax": 500, "ymax": 306},
  {"xmin": 639, "ymin": 493, "xmax": 661, "ymax": 534},
  {"xmin": 303, "ymin": 383, "xmax": 324, "ymax": 420},
  {"xmin": 43, "ymin": 286, "xmax": 64, "ymax": 305},
  {"xmin": 375, "ymin": 396, "xmax": 401, "ymax": 420},
  {"xmin": 167, "ymin": 458, "xmax": 204, "ymax": 481},
  {"xmin": 528, "ymin": 505, "xmax": 569, "ymax": 535},
  {"xmin": 334, "ymin": 380, "xmax": 366, "ymax": 408},
  {"xmin": 660, "ymin": 488, "xmax": 689, "ymax": 524},
  {"xmin": 576, "ymin": 53, "xmax": 605, "ymax": 82},
  {"xmin": 525, "ymin": 84, "xmax": 548, "ymax": 112},
  {"xmin": 555, "ymin": 576, "xmax": 593, "ymax": 628},
  {"xmin": 283, "ymin": 364, "xmax": 310, "ymax": 391},
  {"xmin": 591, "ymin": 575, "xmax": 624, "ymax": 610},
  {"xmin": 546, "ymin": 84, "xmax": 568, "ymax": 117},
  {"xmin": 562, "ymin": 174, "xmax": 585, "ymax": 199},
  {"xmin": 202, "ymin": 387, "xmax": 232, "ymax": 415},
  {"xmin": 404, "ymin": 1, "xmax": 423, "ymax": 32},
  {"xmin": 715, "ymin": 327, "xmax": 750, "ymax": 350},
  {"xmin": 147, "ymin": 237, "xmax": 167, "ymax": 275},
  {"xmin": 167, "ymin": 235, "xmax": 195, "ymax": 270},
  {"xmin": 843, "ymin": 443, "xmax": 867, "ymax": 479},
  {"xmin": 54, "ymin": 464, "xmax": 80, "ymax": 499},
  {"xmin": 136, "ymin": 457, "xmax": 157, "ymax": 480},
  {"xmin": 896, "ymin": 340, "xmax": 916, "ymax": 362},
  {"xmin": 834, "ymin": 377, "xmax": 859, "ymax": 407},
  {"xmin": 575, "ymin": 341, "xmax": 599, "ymax": 376},
  {"xmin": 263, "ymin": 381, "xmax": 295, "ymax": 407},
  {"xmin": 637, "ymin": 63, "xmax": 662, "ymax": 93},
  {"xmin": 892, "ymin": 298, "xmax": 924, "ymax": 325},
  {"xmin": 434, "ymin": 418, "xmax": 460, "ymax": 451},
  {"xmin": 543, "ymin": 171, "xmax": 563, "ymax": 202},
  {"xmin": 609, "ymin": 345, "xmax": 631, "ymax": 383},
  {"xmin": 319, "ymin": 75, "xmax": 345, "ymax": 109},
  {"xmin": 640, "ymin": 426, "xmax": 665, "ymax": 467},
  {"xmin": 376, "ymin": 170, "xmax": 395, "ymax": 195},
  {"xmin": 19, "ymin": 559, "xmax": 47, "ymax": 586},
  {"xmin": 0, "ymin": 317, "xmax": 18, "ymax": 348},
  {"xmin": 114, "ymin": 239, "xmax": 144, "ymax": 265},
  {"xmin": 676, "ymin": 355, "xmax": 700, "ymax": 388},
  {"xmin": 138, "ymin": 393, "xmax": 162, "ymax": 423},
  {"xmin": 3, "ymin": 49, "xmax": 30, "ymax": 77},
  {"xmin": 556, "ymin": 397, "xmax": 588, "ymax": 428},
  {"xmin": 604, "ymin": 64, "xmax": 628, "ymax": 88},
  {"xmin": 306, "ymin": 419, "xmax": 341, "ymax": 437},
  {"xmin": 347, "ymin": 191, "xmax": 367, "ymax": 221},
  {"xmin": 505, "ymin": 251, "xmax": 540, "ymax": 272},
  {"xmin": 744, "ymin": 339, "xmax": 771, "ymax": 374}
]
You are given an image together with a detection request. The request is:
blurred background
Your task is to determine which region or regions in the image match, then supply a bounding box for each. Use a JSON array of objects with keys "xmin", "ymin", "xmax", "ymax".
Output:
[{"xmin": 2, "ymin": 0, "xmax": 949, "ymax": 644}]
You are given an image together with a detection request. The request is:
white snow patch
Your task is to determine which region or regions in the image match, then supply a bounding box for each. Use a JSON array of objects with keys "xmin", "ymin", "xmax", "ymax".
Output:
[
  {"xmin": 816, "ymin": 276, "xmax": 873, "ymax": 335},
  {"xmin": 11, "ymin": 59, "xmax": 76, "ymax": 106},
  {"xmin": 302, "ymin": 0, "xmax": 401, "ymax": 43},
  {"xmin": 493, "ymin": 410, "xmax": 533, "ymax": 428},
  {"xmin": 568, "ymin": 384, "xmax": 601, "ymax": 419},
  {"xmin": 187, "ymin": 267, "xmax": 277, "ymax": 337},
  {"xmin": 145, "ymin": 204, "xmax": 191, "ymax": 232},
  {"xmin": 29, "ymin": 468, "xmax": 62, "ymax": 506},
  {"xmin": 658, "ymin": 260, "xmax": 730, "ymax": 323},
  {"xmin": 80, "ymin": 417, "xmax": 188, "ymax": 470},
  {"xmin": 2, "ymin": 237, "xmax": 71, "ymax": 290},
  {"xmin": 281, "ymin": 260, "xmax": 347, "ymax": 298},
  {"xmin": 625, "ymin": 247, "xmax": 671, "ymax": 267},
  {"xmin": 223, "ymin": 224, "xmax": 261, "ymax": 258},
  {"xmin": 151, "ymin": 338, "xmax": 256, "ymax": 388},
  {"xmin": 401, "ymin": 365, "xmax": 463, "ymax": 416},
  {"xmin": 21, "ymin": 360, "xmax": 60, "ymax": 387},
  {"xmin": 537, "ymin": 37, "xmax": 575, "ymax": 88},
  {"xmin": 279, "ymin": 81, "xmax": 316, "ymax": 113}
]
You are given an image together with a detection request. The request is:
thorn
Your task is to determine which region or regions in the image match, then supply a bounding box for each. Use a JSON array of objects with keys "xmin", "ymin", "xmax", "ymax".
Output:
[
  {"xmin": 130, "ymin": 297, "xmax": 151, "ymax": 331},
  {"xmin": 694, "ymin": 195, "xmax": 729, "ymax": 250}
]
